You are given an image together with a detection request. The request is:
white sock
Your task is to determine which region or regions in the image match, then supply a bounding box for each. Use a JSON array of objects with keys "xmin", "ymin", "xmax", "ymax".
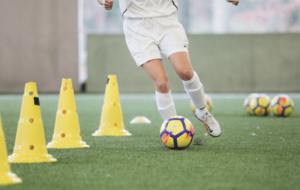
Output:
[
  {"xmin": 182, "ymin": 71, "xmax": 208, "ymax": 116},
  {"xmin": 155, "ymin": 91, "xmax": 177, "ymax": 121}
]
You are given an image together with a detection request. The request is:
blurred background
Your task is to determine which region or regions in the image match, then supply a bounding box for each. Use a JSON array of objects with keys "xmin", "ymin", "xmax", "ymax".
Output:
[{"xmin": 0, "ymin": 0, "xmax": 300, "ymax": 93}]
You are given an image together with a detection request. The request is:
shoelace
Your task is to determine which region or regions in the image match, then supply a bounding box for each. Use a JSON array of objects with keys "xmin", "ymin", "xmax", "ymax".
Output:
[{"xmin": 203, "ymin": 113, "xmax": 215, "ymax": 127}]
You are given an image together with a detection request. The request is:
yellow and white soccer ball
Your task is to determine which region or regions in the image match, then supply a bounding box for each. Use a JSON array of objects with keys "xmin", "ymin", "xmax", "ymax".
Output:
[
  {"xmin": 249, "ymin": 94, "xmax": 271, "ymax": 116},
  {"xmin": 271, "ymin": 94, "xmax": 294, "ymax": 117},
  {"xmin": 191, "ymin": 94, "xmax": 213, "ymax": 112},
  {"xmin": 244, "ymin": 93, "xmax": 259, "ymax": 115},
  {"xmin": 160, "ymin": 116, "xmax": 195, "ymax": 150}
]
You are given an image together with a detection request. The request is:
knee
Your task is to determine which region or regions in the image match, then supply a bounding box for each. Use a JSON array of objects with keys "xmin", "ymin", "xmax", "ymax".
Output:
[
  {"xmin": 179, "ymin": 69, "xmax": 194, "ymax": 81},
  {"xmin": 155, "ymin": 78, "xmax": 170, "ymax": 93}
]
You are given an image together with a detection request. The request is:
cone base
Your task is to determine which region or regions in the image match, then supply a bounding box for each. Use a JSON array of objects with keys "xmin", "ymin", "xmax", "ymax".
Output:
[
  {"xmin": 47, "ymin": 140, "xmax": 90, "ymax": 149},
  {"xmin": 0, "ymin": 172, "xmax": 22, "ymax": 185},
  {"xmin": 8, "ymin": 153, "xmax": 57, "ymax": 163},
  {"xmin": 92, "ymin": 129, "xmax": 132, "ymax": 136}
]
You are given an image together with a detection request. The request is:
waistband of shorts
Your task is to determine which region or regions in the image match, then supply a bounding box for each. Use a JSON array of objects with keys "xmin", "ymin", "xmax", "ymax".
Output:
[{"xmin": 123, "ymin": 13, "xmax": 177, "ymax": 20}]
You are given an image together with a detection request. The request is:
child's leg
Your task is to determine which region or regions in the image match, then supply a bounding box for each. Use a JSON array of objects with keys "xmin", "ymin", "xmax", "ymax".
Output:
[
  {"xmin": 168, "ymin": 52, "xmax": 208, "ymax": 115},
  {"xmin": 142, "ymin": 59, "xmax": 177, "ymax": 121},
  {"xmin": 169, "ymin": 52, "xmax": 221, "ymax": 137}
]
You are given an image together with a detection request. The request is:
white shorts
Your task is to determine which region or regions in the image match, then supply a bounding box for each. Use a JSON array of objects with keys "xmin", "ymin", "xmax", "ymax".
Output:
[{"xmin": 123, "ymin": 13, "xmax": 189, "ymax": 67}]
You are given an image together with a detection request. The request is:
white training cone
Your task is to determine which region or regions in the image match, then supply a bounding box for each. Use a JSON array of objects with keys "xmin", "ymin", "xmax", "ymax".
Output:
[{"xmin": 130, "ymin": 116, "xmax": 151, "ymax": 124}]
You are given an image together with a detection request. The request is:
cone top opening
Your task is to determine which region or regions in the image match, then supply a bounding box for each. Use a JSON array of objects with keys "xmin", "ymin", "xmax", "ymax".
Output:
[
  {"xmin": 24, "ymin": 82, "xmax": 38, "ymax": 96},
  {"xmin": 107, "ymin": 75, "xmax": 117, "ymax": 85},
  {"xmin": 61, "ymin": 78, "xmax": 73, "ymax": 91}
]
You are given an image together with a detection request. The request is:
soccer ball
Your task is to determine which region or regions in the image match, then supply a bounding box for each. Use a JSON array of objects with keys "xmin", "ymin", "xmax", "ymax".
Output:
[
  {"xmin": 244, "ymin": 93, "xmax": 259, "ymax": 115},
  {"xmin": 160, "ymin": 116, "xmax": 195, "ymax": 150},
  {"xmin": 191, "ymin": 94, "xmax": 213, "ymax": 112},
  {"xmin": 271, "ymin": 94, "xmax": 294, "ymax": 117},
  {"xmin": 249, "ymin": 94, "xmax": 271, "ymax": 116}
]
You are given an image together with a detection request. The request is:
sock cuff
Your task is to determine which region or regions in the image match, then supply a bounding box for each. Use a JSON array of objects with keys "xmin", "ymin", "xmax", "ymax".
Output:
[
  {"xmin": 182, "ymin": 71, "xmax": 198, "ymax": 85},
  {"xmin": 182, "ymin": 71, "xmax": 202, "ymax": 91},
  {"xmin": 185, "ymin": 86, "xmax": 201, "ymax": 92},
  {"xmin": 158, "ymin": 104, "xmax": 174, "ymax": 111},
  {"xmin": 155, "ymin": 90, "xmax": 171, "ymax": 99},
  {"xmin": 156, "ymin": 91, "xmax": 174, "ymax": 110}
]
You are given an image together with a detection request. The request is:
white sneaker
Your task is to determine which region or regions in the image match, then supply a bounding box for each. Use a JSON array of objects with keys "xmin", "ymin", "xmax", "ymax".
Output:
[{"xmin": 195, "ymin": 109, "xmax": 221, "ymax": 137}]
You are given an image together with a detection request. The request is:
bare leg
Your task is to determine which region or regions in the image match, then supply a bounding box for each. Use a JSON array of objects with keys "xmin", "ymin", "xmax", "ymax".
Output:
[
  {"xmin": 142, "ymin": 59, "xmax": 170, "ymax": 93},
  {"xmin": 169, "ymin": 52, "xmax": 221, "ymax": 137},
  {"xmin": 169, "ymin": 52, "xmax": 207, "ymax": 112},
  {"xmin": 142, "ymin": 59, "xmax": 176, "ymax": 120},
  {"xmin": 169, "ymin": 52, "xmax": 194, "ymax": 81}
]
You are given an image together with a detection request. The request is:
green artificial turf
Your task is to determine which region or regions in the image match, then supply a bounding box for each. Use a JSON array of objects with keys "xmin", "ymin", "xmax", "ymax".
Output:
[{"xmin": 0, "ymin": 94, "xmax": 300, "ymax": 190}]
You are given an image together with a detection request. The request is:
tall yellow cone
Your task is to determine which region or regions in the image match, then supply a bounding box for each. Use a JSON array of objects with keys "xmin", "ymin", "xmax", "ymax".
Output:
[
  {"xmin": 47, "ymin": 78, "xmax": 89, "ymax": 148},
  {"xmin": 0, "ymin": 114, "xmax": 22, "ymax": 185},
  {"xmin": 8, "ymin": 82, "xmax": 57, "ymax": 163},
  {"xmin": 93, "ymin": 75, "xmax": 131, "ymax": 136}
]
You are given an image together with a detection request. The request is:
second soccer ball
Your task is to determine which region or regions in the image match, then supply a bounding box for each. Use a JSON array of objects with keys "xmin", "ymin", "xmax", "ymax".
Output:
[
  {"xmin": 244, "ymin": 93, "xmax": 259, "ymax": 115},
  {"xmin": 249, "ymin": 94, "xmax": 271, "ymax": 116},
  {"xmin": 191, "ymin": 94, "xmax": 213, "ymax": 112},
  {"xmin": 271, "ymin": 94, "xmax": 294, "ymax": 117}
]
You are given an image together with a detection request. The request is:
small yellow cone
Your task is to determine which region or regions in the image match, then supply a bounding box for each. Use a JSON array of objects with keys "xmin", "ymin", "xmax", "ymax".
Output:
[
  {"xmin": 47, "ymin": 79, "xmax": 89, "ymax": 148},
  {"xmin": 0, "ymin": 114, "xmax": 22, "ymax": 185},
  {"xmin": 8, "ymin": 82, "xmax": 57, "ymax": 163},
  {"xmin": 130, "ymin": 116, "xmax": 151, "ymax": 124},
  {"xmin": 93, "ymin": 75, "xmax": 131, "ymax": 136}
]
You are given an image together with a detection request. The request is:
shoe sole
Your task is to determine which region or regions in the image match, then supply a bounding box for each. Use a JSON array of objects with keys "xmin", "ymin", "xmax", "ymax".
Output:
[{"xmin": 195, "ymin": 114, "xmax": 221, "ymax": 138}]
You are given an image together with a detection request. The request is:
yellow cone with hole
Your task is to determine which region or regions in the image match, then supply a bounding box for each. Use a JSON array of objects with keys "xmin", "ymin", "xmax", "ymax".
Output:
[
  {"xmin": 47, "ymin": 78, "xmax": 89, "ymax": 148},
  {"xmin": 93, "ymin": 75, "xmax": 131, "ymax": 136},
  {"xmin": 8, "ymin": 82, "xmax": 57, "ymax": 163},
  {"xmin": 0, "ymin": 114, "xmax": 22, "ymax": 185}
]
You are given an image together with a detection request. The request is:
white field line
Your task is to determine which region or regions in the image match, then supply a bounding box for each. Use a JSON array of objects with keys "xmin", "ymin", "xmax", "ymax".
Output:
[{"xmin": 1, "ymin": 93, "xmax": 300, "ymax": 100}]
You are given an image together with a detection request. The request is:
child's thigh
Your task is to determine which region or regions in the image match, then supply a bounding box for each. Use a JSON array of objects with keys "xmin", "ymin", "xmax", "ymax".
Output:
[
  {"xmin": 159, "ymin": 18, "xmax": 189, "ymax": 58},
  {"xmin": 123, "ymin": 20, "xmax": 162, "ymax": 67}
]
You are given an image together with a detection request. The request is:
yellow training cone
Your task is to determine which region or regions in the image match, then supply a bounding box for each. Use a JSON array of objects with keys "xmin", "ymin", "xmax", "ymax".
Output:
[
  {"xmin": 47, "ymin": 78, "xmax": 89, "ymax": 148},
  {"xmin": 8, "ymin": 82, "xmax": 57, "ymax": 163},
  {"xmin": 0, "ymin": 114, "xmax": 22, "ymax": 185},
  {"xmin": 93, "ymin": 75, "xmax": 131, "ymax": 136}
]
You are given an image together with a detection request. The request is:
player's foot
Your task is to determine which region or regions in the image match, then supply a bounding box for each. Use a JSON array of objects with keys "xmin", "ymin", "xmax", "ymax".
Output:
[{"xmin": 195, "ymin": 109, "xmax": 221, "ymax": 137}]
